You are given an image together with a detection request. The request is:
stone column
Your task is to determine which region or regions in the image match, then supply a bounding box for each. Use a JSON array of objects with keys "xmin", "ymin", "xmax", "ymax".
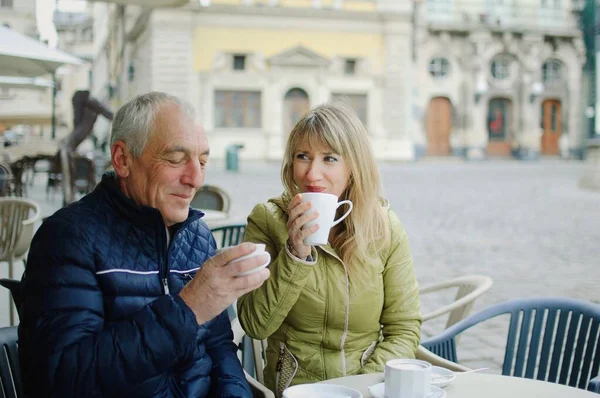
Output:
[
  {"xmin": 466, "ymin": 32, "xmax": 491, "ymax": 160},
  {"xmin": 378, "ymin": 13, "xmax": 415, "ymax": 160},
  {"xmin": 519, "ymin": 35, "xmax": 544, "ymax": 160}
]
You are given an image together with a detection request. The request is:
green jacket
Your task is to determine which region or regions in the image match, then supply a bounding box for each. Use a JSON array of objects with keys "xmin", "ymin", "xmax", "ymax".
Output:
[{"xmin": 237, "ymin": 195, "xmax": 421, "ymax": 396}]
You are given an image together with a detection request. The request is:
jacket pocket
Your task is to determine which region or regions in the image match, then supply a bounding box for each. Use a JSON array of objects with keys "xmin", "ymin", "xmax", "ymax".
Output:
[
  {"xmin": 275, "ymin": 342, "xmax": 298, "ymax": 398},
  {"xmin": 360, "ymin": 341, "xmax": 377, "ymax": 368}
]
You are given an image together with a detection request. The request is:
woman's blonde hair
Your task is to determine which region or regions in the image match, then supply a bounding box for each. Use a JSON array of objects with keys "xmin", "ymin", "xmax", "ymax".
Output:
[{"xmin": 281, "ymin": 102, "xmax": 390, "ymax": 273}]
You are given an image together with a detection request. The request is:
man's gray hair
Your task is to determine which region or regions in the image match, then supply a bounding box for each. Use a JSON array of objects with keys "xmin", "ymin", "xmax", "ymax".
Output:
[{"xmin": 110, "ymin": 92, "xmax": 196, "ymax": 157}]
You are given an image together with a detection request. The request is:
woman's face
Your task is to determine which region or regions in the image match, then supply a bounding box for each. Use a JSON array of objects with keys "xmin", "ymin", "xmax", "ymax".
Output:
[{"xmin": 292, "ymin": 139, "xmax": 350, "ymax": 198}]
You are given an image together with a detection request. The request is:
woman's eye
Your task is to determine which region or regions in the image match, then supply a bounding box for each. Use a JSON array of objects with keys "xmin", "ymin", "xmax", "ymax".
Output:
[
  {"xmin": 295, "ymin": 153, "xmax": 309, "ymax": 160},
  {"xmin": 325, "ymin": 156, "xmax": 338, "ymax": 162}
]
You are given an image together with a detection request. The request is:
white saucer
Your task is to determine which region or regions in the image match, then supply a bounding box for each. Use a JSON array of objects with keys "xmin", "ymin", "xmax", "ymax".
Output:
[
  {"xmin": 431, "ymin": 366, "xmax": 455, "ymax": 388},
  {"xmin": 368, "ymin": 383, "xmax": 446, "ymax": 398},
  {"xmin": 283, "ymin": 383, "xmax": 363, "ymax": 398}
]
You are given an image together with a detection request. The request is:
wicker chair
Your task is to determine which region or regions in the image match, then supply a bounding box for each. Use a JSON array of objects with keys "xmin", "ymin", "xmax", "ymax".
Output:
[
  {"xmin": 0, "ymin": 198, "xmax": 42, "ymax": 325},
  {"xmin": 420, "ymin": 275, "xmax": 494, "ymax": 328}
]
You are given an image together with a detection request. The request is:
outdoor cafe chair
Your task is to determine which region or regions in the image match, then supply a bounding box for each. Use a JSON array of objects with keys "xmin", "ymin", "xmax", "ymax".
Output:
[
  {"xmin": 211, "ymin": 223, "xmax": 247, "ymax": 249},
  {"xmin": 0, "ymin": 198, "xmax": 42, "ymax": 326},
  {"xmin": 421, "ymin": 297, "xmax": 600, "ymax": 393},
  {"xmin": 70, "ymin": 155, "xmax": 96, "ymax": 196},
  {"xmin": 191, "ymin": 185, "xmax": 230, "ymax": 213},
  {"xmin": 0, "ymin": 326, "xmax": 22, "ymax": 398},
  {"xmin": 0, "ymin": 162, "xmax": 13, "ymax": 196},
  {"xmin": 420, "ymin": 275, "xmax": 493, "ymax": 329},
  {"xmin": 231, "ymin": 317, "xmax": 275, "ymax": 398}
]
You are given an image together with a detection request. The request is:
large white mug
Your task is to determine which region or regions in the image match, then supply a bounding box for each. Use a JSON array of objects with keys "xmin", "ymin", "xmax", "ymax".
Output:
[
  {"xmin": 301, "ymin": 192, "xmax": 353, "ymax": 245},
  {"xmin": 384, "ymin": 359, "xmax": 431, "ymax": 398}
]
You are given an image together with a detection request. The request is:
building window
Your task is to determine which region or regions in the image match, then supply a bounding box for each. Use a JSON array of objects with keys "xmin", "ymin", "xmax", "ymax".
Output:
[
  {"xmin": 344, "ymin": 59, "xmax": 357, "ymax": 75},
  {"xmin": 331, "ymin": 93, "xmax": 368, "ymax": 125},
  {"xmin": 428, "ymin": 57, "xmax": 451, "ymax": 79},
  {"xmin": 540, "ymin": 0, "xmax": 561, "ymax": 9},
  {"xmin": 215, "ymin": 91, "xmax": 261, "ymax": 128},
  {"xmin": 490, "ymin": 55, "xmax": 512, "ymax": 80},
  {"xmin": 0, "ymin": 0, "xmax": 13, "ymax": 8},
  {"xmin": 542, "ymin": 60, "xmax": 562, "ymax": 83},
  {"xmin": 233, "ymin": 55, "xmax": 246, "ymax": 71}
]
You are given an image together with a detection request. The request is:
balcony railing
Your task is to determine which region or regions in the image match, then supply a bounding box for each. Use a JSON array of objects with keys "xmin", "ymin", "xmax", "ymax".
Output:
[{"xmin": 421, "ymin": 2, "xmax": 579, "ymax": 34}]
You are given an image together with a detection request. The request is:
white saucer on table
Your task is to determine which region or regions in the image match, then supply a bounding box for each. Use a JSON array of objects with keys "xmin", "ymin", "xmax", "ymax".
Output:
[
  {"xmin": 368, "ymin": 383, "xmax": 446, "ymax": 398},
  {"xmin": 283, "ymin": 383, "xmax": 363, "ymax": 398},
  {"xmin": 431, "ymin": 366, "xmax": 455, "ymax": 389}
]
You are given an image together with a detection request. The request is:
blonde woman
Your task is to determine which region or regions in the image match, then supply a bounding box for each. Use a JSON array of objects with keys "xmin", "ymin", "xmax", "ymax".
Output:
[{"xmin": 237, "ymin": 103, "xmax": 421, "ymax": 396}]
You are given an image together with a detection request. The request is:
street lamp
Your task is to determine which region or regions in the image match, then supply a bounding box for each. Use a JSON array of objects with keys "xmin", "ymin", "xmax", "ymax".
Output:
[
  {"xmin": 474, "ymin": 75, "xmax": 488, "ymax": 104},
  {"xmin": 529, "ymin": 81, "xmax": 544, "ymax": 103}
]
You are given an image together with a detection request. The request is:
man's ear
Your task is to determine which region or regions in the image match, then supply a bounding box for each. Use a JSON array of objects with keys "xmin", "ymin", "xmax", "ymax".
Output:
[{"xmin": 111, "ymin": 141, "xmax": 131, "ymax": 178}]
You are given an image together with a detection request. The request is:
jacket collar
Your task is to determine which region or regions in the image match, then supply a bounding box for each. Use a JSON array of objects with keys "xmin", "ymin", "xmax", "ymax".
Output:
[{"xmin": 96, "ymin": 172, "xmax": 203, "ymax": 231}]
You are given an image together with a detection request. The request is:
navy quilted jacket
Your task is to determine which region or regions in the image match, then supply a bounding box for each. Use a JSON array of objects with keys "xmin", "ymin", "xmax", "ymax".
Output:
[{"xmin": 19, "ymin": 173, "xmax": 252, "ymax": 397}]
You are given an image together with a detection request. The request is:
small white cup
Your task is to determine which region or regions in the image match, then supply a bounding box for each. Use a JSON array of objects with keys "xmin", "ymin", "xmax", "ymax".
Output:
[
  {"xmin": 217, "ymin": 244, "xmax": 271, "ymax": 277},
  {"xmin": 301, "ymin": 192, "xmax": 353, "ymax": 245},
  {"xmin": 384, "ymin": 359, "xmax": 432, "ymax": 398}
]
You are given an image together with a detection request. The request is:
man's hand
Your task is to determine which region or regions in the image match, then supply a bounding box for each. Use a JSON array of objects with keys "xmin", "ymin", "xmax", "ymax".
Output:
[{"xmin": 179, "ymin": 243, "xmax": 270, "ymax": 325}]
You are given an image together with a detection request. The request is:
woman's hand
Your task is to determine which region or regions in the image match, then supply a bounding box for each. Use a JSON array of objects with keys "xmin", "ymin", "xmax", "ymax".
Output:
[{"xmin": 286, "ymin": 194, "xmax": 320, "ymax": 259}]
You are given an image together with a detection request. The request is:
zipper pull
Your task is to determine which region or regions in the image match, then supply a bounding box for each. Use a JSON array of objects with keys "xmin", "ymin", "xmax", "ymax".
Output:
[{"xmin": 163, "ymin": 278, "xmax": 170, "ymax": 295}]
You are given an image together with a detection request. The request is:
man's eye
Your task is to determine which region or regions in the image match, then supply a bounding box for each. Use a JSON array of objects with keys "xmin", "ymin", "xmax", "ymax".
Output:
[{"xmin": 167, "ymin": 157, "xmax": 185, "ymax": 164}]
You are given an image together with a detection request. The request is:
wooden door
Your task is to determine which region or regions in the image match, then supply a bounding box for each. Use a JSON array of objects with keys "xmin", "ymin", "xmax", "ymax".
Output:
[
  {"xmin": 426, "ymin": 97, "xmax": 452, "ymax": 156},
  {"xmin": 284, "ymin": 88, "xmax": 309, "ymax": 137},
  {"xmin": 541, "ymin": 99, "xmax": 561, "ymax": 155},
  {"xmin": 487, "ymin": 98, "xmax": 512, "ymax": 156}
]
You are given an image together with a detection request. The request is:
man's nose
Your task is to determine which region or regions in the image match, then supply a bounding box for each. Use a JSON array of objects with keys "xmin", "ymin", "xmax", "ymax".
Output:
[{"xmin": 183, "ymin": 159, "xmax": 204, "ymax": 188}]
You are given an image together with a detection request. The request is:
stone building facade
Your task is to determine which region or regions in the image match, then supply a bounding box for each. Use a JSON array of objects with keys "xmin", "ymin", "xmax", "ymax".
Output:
[{"xmin": 90, "ymin": 0, "xmax": 587, "ymax": 161}]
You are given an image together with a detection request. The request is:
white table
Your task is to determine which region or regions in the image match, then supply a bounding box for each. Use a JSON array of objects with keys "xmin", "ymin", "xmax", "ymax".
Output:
[
  {"xmin": 320, "ymin": 372, "xmax": 599, "ymax": 397},
  {"xmin": 201, "ymin": 209, "xmax": 240, "ymax": 229}
]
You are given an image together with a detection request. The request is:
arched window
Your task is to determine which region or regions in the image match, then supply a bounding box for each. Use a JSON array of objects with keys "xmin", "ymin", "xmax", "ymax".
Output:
[
  {"xmin": 542, "ymin": 60, "xmax": 563, "ymax": 84},
  {"xmin": 428, "ymin": 57, "xmax": 451, "ymax": 79},
  {"xmin": 490, "ymin": 55, "xmax": 513, "ymax": 81}
]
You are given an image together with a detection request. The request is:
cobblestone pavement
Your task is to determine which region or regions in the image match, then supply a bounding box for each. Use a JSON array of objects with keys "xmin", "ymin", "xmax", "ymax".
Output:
[{"xmin": 8, "ymin": 158, "xmax": 599, "ymax": 373}]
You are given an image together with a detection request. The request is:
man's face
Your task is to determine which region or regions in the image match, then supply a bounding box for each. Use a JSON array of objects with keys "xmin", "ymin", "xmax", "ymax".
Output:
[{"xmin": 121, "ymin": 105, "xmax": 209, "ymax": 227}]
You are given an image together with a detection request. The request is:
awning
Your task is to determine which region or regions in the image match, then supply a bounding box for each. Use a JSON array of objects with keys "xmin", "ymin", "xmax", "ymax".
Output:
[{"xmin": 0, "ymin": 25, "xmax": 83, "ymax": 78}]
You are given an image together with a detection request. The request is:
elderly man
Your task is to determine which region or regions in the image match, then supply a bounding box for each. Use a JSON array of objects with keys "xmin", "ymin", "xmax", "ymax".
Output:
[{"xmin": 19, "ymin": 92, "xmax": 270, "ymax": 397}]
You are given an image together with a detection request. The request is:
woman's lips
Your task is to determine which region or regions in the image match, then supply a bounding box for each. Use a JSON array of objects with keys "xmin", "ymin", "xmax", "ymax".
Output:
[{"xmin": 306, "ymin": 186, "xmax": 325, "ymax": 192}]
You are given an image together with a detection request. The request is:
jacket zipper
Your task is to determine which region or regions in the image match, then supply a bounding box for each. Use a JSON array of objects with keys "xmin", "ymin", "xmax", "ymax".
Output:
[
  {"xmin": 157, "ymin": 211, "xmax": 203, "ymax": 296},
  {"xmin": 320, "ymin": 246, "xmax": 350, "ymax": 377}
]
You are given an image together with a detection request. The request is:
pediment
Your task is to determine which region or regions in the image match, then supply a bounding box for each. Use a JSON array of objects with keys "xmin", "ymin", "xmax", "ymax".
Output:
[{"xmin": 269, "ymin": 45, "xmax": 330, "ymax": 68}]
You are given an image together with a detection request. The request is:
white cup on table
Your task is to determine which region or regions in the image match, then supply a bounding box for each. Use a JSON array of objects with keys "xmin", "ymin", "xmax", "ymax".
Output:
[
  {"xmin": 385, "ymin": 359, "xmax": 432, "ymax": 398},
  {"xmin": 300, "ymin": 192, "xmax": 353, "ymax": 245}
]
